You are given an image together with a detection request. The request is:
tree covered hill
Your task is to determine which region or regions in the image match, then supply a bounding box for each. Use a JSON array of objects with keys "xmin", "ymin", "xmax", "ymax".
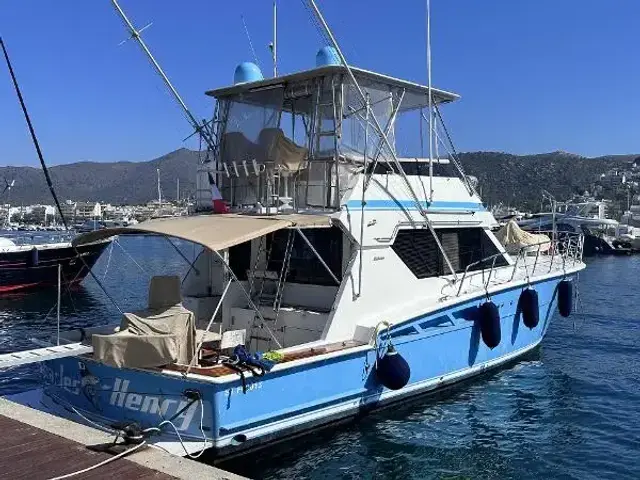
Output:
[{"xmin": 0, "ymin": 148, "xmax": 637, "ymax": 210}]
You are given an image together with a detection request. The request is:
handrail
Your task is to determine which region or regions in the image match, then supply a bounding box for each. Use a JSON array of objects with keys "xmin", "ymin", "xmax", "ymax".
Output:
[
  {"xmin": 455, "ymin": 231, "xmax": 583, "ymax": 298},
  {"xmin": 456, "ymin": 252, "xmax": 504, "ymax": 296}
]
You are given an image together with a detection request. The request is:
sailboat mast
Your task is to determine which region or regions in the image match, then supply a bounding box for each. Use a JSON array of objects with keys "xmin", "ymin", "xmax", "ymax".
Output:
[
  {"xmin": 0, "ymin": 37, "xmax": 68, "ymax": 230},
  {"xmin": 157, "ymin": 168, "xmax": 162, "ymax": 205}
]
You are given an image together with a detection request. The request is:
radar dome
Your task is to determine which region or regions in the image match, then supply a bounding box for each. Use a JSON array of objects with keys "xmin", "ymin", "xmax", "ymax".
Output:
[
  {"xmin": 233, "ymin": 62, "xmax": 264, "ymax": 85},
  {"xmin": 316, "ymin": 46, "xmax": 341, "ymax": 67}
]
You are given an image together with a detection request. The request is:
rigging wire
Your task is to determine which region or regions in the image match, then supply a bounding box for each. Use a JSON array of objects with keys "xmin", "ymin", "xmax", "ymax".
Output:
[
  {"xmin": 241, "ymin": 14, "xmax": 261, "ymax": 68},
  {"xmin": 433, "ymin": 103, "xmax": 476, "ymax": 196}
]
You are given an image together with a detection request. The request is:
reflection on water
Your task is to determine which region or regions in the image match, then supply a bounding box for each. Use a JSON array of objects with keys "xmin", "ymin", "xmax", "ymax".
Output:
[{"xmin": 0, "ymin": 240, "xmax": 639, "ymax": 479}]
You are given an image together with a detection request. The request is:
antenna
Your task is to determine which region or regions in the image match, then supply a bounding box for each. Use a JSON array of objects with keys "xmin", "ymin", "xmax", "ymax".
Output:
[
  {"xmin": 110, "ymin": 0, "xmax": 215, "ymax": 152},
  {"xmin": 268, "ymin": 1, "xmax": 277, "ymax": 77},
  {"xmin": 118, "ymin": 21, "xmax": 152, "ymax": 46},
  {"xmin": 241, "ymin": 15, "xmax": 260, "ymax": 67},
  {"xmin": 426, "ymin": 0, "xmax": 434, "ymax": 202}
]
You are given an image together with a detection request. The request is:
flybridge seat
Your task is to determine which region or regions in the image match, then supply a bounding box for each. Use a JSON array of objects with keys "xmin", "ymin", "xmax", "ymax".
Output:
[
  {"xmin": 92, "ymin": 275, "xmax": 201, "ymax": 368},
  {"xmin": 220, "ymin": 128, "xmax": 308, "ymax": 174}
]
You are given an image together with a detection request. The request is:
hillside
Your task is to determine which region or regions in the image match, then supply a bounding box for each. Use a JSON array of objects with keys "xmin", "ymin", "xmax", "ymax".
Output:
[
  {"xmin": 0, "ymin": 148, "xmax": 201, "ymax": 205},
  {"xmin": 0, "ymin": 149, "xmax": 637, "ymax": 209},
  {"xmin": 458, "ymin": 151, "xmax": 636, "ymax": 210}
]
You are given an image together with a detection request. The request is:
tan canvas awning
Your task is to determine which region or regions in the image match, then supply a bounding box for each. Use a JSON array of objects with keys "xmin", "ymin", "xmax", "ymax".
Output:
[{"xmin": 72, "ymin": 213, "xmax": 332, "ymax": 252}]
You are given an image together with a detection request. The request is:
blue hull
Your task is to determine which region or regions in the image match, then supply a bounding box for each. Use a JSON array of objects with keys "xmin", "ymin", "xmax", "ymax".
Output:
[{"xmin": 16, "ymin": 274, "xmax": 568, "ymax": 456}]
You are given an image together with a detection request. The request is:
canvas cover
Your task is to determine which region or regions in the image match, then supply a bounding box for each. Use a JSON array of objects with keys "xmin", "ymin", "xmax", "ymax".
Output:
[
  {"xmin": 73, "ymin": 213, "xmax": 331, "ymax": 252},
  {"xmin": 92, "ymin": 305, "xmax": 196, "ymax": 368},
  {"xmin": 495, "ymin": 220, "xmax": 551, "ymax": 254},
  {"xmin": 92, "ymin": 276, "xmax": 197, "ymax": 368}
]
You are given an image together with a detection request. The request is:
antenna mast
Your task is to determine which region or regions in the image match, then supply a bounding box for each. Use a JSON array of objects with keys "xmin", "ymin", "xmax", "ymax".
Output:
[
  {"xmin": 426, "ymin": 0, "xmax": 434, "ymax": 202},
  {"xmin": 271, "ymin": 1, "xmax": 278, "ymax": 77},
  {"xmin": 110, "ymin": 0, "xmax": 215, "ymax": 150}
]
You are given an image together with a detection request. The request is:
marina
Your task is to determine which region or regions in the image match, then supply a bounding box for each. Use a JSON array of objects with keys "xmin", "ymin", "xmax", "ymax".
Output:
[
  {"xmin": 0, "ymin": 238, "xmax": 637, "ymax": 479},
  {"xmin": 0, "ymin": 0, "xmax": 639, "ymax": 478}
]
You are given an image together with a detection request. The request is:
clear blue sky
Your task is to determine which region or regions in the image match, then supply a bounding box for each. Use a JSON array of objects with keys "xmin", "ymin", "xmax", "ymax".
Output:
[{"xmin": 1, "ymin": 0, "xmax": 638, "ymax": 166}]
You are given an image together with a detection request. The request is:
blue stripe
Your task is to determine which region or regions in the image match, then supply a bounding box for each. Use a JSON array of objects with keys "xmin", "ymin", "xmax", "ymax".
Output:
[{"xmin": 345, "ymin": 199, "xmax": 486, "ymax": 211}]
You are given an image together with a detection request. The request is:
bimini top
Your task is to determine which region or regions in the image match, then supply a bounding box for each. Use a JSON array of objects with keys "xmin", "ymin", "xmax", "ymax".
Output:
[
  {"xmin": 206, "ymin": 65, "xmax": 459, "ymax": 111},
  {"xmin": 73, "ymin": 214, "xmax": 332, "ymax": 252}
]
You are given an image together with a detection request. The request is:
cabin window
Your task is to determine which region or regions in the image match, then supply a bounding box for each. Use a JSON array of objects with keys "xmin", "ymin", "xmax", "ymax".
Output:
[
  {"xmin": 267, "ymin": 227, "xmax": 343, "ymax": 286},
  {"xmin": 367, "ymin": 161, "xmax": 457, "ymax": 177},
  {"xmin": 391, "ymin": 228, "xmax": 507, "ymax": 279}
]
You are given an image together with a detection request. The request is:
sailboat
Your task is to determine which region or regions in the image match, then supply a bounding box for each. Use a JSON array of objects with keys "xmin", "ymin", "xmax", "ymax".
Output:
[{"xmin": 4, "ymin": 1, "xmax": 585, "ymax": 459}]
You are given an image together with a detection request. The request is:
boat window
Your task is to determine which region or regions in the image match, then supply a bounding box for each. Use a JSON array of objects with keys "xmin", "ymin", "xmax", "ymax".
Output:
[
  {"xmin": 367, "ymin": 161, "xmax": 457, "ymax": 177},
  {"xmin": 391, "ymin": 228, "xmax": 507, "ymax": 279},
  {"xmin": 267, "ymin": 227, "xmax": 343, "ymax": 286}
]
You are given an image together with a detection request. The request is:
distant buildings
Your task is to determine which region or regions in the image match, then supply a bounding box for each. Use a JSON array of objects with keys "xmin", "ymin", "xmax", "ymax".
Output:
[{"xmin": 5, "ymin": 198, "xmax": 190, "ymax": 227}]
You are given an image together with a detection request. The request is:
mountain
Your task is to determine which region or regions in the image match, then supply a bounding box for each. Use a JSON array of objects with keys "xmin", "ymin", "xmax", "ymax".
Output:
[
  {"xmin": 0, "ymin": 148, "xmax": 637, "ymax": 209},
  {"xmin": 458, "ymin": 151, "xmax": 637, "ymax": 210},
  {"xmin": 0, "ymin": 148, "xmax": 201, "ymax": 205}
]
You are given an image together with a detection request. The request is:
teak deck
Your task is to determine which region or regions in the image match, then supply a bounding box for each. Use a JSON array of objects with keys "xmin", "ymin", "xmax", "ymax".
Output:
[
  {"xmin": 165, "ymin": 340, "xmax": 366, "ymax": 378},
  {"xmin": 0, "ymin": 414, "xmax": 174, "ymax": 480}
]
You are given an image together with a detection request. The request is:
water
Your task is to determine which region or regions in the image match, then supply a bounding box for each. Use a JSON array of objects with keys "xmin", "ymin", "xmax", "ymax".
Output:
[{"xmin": 0, "ymin": 238, "xmax": 638, "ymax": 479}]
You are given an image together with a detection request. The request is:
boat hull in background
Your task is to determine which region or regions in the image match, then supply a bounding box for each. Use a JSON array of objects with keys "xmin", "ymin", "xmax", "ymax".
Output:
[{"xmin": 0, "ymin": 240, "xmax": 110, "ymax": 293}]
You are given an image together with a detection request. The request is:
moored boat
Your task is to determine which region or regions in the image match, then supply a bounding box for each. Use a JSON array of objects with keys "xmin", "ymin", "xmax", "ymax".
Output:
[
  {"xmin": 3, "ymin": 3, "xmax": 586, "ymax": 460},
  {"xmin": 0, "ymin": 236, "xmax": 111, "ymax": 293}
]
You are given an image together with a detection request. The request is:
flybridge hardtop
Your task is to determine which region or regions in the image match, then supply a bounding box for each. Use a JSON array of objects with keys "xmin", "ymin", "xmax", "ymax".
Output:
[{"xmin": 206, "ymin": 64, "xmax": 460, "ymax": 108}]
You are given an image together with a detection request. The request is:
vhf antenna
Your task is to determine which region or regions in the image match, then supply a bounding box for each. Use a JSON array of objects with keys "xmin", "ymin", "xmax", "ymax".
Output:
[
  {"xmin": 110, "ymin": 0, "xmax": 215, "ymax": 152},
  {"xmin": 268, "ymin": 1, "xmax": 277, "ymax": 77}
]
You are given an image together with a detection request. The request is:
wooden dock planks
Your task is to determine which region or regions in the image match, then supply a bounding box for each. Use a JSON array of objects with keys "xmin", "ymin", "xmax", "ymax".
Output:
[{"xmin": 0, "ymin": 415, "xmax": 175, "ymax": 480}]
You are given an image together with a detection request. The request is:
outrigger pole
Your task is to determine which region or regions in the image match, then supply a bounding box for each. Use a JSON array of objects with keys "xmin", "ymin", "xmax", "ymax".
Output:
[
  {"xmin": 305, "ymin": 0, "xmax": 459, "ymax": 281},
  {"xmin": 110, "ymin": 0, "xmax": 216, "ymax": 152}
]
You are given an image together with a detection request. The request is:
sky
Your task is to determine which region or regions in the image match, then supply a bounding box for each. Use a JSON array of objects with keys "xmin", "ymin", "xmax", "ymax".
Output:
[{"xmin": 0, "ymin": 0, "xmax": 639, "ymax": 167}]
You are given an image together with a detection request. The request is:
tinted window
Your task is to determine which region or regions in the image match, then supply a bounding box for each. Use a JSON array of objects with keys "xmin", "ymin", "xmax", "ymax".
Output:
[
  {"xmin": 367, "ymin": 161, "xmax": 457, "ymax": 177},
  {"xmin": 267, "ymin": 227, "xmax": 343, "ymax": 286},
  {"xmin": 391, "ymin": 228, "xmax": 507, "ymax": 279}
]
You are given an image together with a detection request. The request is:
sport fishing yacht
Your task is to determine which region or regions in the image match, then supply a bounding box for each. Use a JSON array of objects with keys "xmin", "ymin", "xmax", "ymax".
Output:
[{"xmin": 4, "ymin": 3, "xmax": 585, "ymax": 455}]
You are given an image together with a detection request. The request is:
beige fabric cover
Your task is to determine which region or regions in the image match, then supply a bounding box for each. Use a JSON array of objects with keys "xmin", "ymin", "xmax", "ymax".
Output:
[
  {"xmin": 92, "ymin": 275, "xmax": 196, "ymax": 368},
  {"xmin": 495, "ymin": 220, "xmax": 551, "ymax": 254},
  {"xmin": 73, "ymin": 213, "xmax": 332, "ymax": 250},
  {"xmin": 258, "ymin": 128, "xmax": 308, "ymax": 171}
]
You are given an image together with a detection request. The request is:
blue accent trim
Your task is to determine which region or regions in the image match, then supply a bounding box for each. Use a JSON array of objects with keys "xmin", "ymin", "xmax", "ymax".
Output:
[{"xmin": 345, "ymin": 199, "xmax": 486, "ymax": 212}]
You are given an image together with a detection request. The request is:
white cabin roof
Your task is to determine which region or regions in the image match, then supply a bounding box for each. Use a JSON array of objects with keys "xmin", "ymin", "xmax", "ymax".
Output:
[{"xmin": 206, "ymin": 65, "xmax": 459, "ymax": 111}]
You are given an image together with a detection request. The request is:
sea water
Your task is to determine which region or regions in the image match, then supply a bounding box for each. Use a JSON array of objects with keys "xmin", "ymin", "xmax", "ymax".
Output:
[{"xmin": 0, "ymin": 237, "xmax": 637, "ymax": 479}]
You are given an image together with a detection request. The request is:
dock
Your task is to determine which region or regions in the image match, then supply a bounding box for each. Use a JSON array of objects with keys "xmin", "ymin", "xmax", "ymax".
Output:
[{"xmin": 0, "ymin": 397, "xmax": 245, "ymax": 480}]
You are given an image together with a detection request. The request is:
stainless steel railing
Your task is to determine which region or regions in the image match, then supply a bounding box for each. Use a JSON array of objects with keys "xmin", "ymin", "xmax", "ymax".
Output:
[{"xmin": 455, "ymin": 231, "xmax": 584, "ymax": 298}]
